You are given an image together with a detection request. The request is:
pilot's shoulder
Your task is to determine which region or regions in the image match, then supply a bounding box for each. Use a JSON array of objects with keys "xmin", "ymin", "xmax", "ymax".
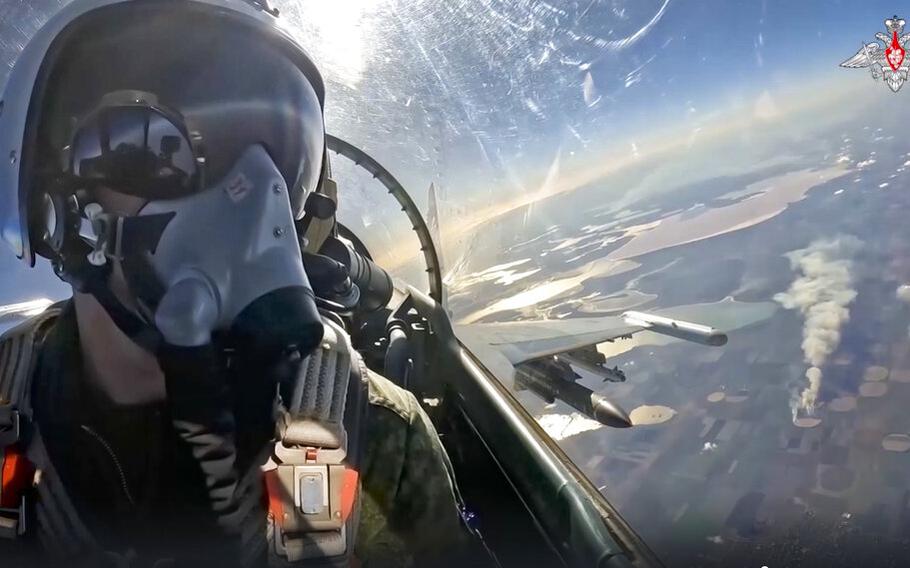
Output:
[
  {"xmin": 361, "ymin": 368, "xmax": 453, "ymax": 493},
  {"xmin": 0, "ymin": 306, "xmax": 62, "ymax": 404},
  {"xmin": 365, "ymin": 369, "xmax": 422, "ymax": 424},
  {"xmin": 0, "ymin": 302, "xmax": 64, "ymax": 343},
  {"xmin": 359, "ymin": 368, "xmax": 465, "ymax": 561}
]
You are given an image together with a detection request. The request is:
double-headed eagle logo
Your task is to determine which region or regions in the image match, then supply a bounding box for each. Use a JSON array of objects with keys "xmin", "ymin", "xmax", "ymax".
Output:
[{"xmin": 841, "ymin": 16, "xmax": 910, "ymax": 92}]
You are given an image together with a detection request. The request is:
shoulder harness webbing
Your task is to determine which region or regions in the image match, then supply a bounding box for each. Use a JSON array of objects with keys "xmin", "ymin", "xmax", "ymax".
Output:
[
  {"xmin": 263, "ymin": 316, "xmax": 368, "ymax": 567},
  {"xmin": 0, "ymin": 305, "xmax": 98, "ymax": 553},
  {"xmin": 0, "ymin": 307, "xmax": 57, "ymax": 536}
]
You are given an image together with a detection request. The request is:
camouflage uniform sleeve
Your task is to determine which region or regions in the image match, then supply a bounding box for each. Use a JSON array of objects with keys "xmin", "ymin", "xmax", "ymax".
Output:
[{"xmin": 356, "ymin": 370, "xmax": 467, "ymax": 567}]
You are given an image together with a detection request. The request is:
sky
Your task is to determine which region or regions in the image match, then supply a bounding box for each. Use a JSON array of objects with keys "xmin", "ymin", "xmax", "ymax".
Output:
[
  {"xmin": 273, "ymin": 0, "xmax": 909, "ymax": 203},
  {"xmin": 0, "ymin": 0, "xmax": 906, "ymax": 302}
]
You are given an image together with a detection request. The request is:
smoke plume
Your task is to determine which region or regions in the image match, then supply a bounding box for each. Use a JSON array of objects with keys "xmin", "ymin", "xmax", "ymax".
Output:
[{"xmin": 773, "ymin": 236, "xmax": 863, "ymax": 416}]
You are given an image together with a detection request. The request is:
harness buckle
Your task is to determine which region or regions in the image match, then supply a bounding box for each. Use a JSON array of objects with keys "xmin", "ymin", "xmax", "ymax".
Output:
[
  {"xmin": 0, "ymin": 442, "xmax": 30, "ymax": 540},
  {"xmin": 267, "ymin": 438, "xmax": 352, "ymax": 560},
  {"xmin": 0, "ymin": 407, "xmax": 21, "ymax": 448},
  {"xmin": 0, "ymin": 499, "xmax": 26, "ymax": 539},
  {"xmin": 264, "ymin": 317, "xmax": 365, "ymax": 564}
]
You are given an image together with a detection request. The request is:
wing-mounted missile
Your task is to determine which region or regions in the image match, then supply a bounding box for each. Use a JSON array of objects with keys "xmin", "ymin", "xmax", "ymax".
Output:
[
  {"xmin": 458, "ymin": 310, "xmax": 728, "ymax": 430},
  {"xmin": 622, "ymin": 311, "xmax": 727, "ymax": 346},
  {"xmin": 554, "ymin": 345, "xmax": 627, "ymax": 382},
  {"xmin": 515, "ymin": 357, "xmax": 632, "ymax": 428}
]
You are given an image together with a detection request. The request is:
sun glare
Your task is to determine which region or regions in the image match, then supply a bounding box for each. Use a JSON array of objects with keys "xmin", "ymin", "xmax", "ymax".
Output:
[{"xmin": 280, "ymin": 0, "xmax": 389, "ymax": 89}]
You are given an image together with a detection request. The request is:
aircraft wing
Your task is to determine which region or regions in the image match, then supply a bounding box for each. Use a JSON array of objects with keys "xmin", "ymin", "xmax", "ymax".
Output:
[
  {"xmin": 455, "ymin": 310, "xmax": 727, "ymax": 382},
  {"xmin": 456, "ymin": 316, "xmax": 643, "ymax": 366},
  {"xmin": 458, "ymin": 310, "xmax": 725, "ymax": 364}
]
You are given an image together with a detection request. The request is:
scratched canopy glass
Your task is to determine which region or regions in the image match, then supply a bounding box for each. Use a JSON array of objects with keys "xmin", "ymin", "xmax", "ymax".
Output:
[{"xmin": 4, "ymin": 1, "xmax": 910, "ymax": 566}]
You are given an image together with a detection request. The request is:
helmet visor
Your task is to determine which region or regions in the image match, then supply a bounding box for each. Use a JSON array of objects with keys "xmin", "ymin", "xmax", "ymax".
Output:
[{"xmin": 69, "ymin": 92, "xmax": 201, "ymax": 199}]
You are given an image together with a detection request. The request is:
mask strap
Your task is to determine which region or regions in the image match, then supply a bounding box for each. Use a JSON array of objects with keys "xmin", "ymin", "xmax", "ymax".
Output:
[
  {"xmin": 81, "ymin": 270, "xmax": 162, "ymax": 353},
  {"xmin": 54, "ymin": 202, "xmax": 165, "ymax": 354}
]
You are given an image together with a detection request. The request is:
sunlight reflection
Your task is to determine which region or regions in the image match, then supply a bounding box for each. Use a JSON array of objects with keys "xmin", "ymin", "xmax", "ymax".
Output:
[{"xmin": 280, "ymin": 0, "xmax": 388, "ymax": 88}]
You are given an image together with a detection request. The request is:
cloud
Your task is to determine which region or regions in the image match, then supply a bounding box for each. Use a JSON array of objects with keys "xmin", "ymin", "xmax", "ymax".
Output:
[
  {"xmin": 754, "ymin": 90, "xmax": 780, "ymax": 120},
  {"xmin": 897, "ymin": 284, "xmax": 910, "ymax": 303},
  {"xmin": 773, "ymin": 235, "xmax": 863, "ymax": 415},
  {"xmin": 535, "ymin": 412, "xmax": 603, "ymax": 441}
]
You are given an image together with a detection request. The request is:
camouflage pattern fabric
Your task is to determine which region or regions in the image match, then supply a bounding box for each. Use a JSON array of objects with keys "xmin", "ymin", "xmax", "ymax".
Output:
[{"xmin": 357, "ymin": 370, "xmax": 467, "ymax": 567}]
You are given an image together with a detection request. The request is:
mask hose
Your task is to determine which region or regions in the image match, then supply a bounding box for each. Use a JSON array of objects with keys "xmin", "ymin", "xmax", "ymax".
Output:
[{"xmin": 157, "ymin": 342, "xmax": 243, "ymax": 565}]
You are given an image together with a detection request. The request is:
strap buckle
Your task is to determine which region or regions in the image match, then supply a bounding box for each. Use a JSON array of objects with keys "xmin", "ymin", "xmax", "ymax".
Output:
[
  {"xmin": 0, "ymin": 407, "xmax": 21, "ymax": 447},
  {"xmin": 268, "ymin": 437, "xmax": 352, "ymax": 561},
  {"xmin": 0, "ymin": 500, "xmax": 26, "ymax": 539},
  {"xmin": 0, "ymin": 442, "xmax": 28, "ymax": 540},
  {"xmin": 266, "ymin": 316, "xmax": 365, "ymax": 564}
]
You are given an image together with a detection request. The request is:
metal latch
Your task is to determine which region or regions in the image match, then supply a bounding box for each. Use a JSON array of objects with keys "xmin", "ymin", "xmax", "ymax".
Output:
[
  {"xmin": 0, "ymin": 500, "xmax": 26, "ymax": 540},
  {"xmin": 270, "ymin": 462, "xmax": 349, "ymax": 562},
  {"xmin": 295, "ymin": 466, "xmax": 328, "ymax": 515},
  {"xmin": 0, "ymin": 408, "xmax": 20, "ymax": 447}
]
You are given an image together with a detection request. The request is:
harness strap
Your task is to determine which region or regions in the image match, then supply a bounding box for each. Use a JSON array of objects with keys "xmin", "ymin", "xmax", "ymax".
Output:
[
  {"xmin": 0, "ymin": 306, "xmax": 70, "ymax": 542},
  {"xmin": 264, "ymin": 317, "xmax": 368, "ymax": 567},
  {"xmin": 0, "ymin": 308, "xmax": 61, "ymax": 417}
]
